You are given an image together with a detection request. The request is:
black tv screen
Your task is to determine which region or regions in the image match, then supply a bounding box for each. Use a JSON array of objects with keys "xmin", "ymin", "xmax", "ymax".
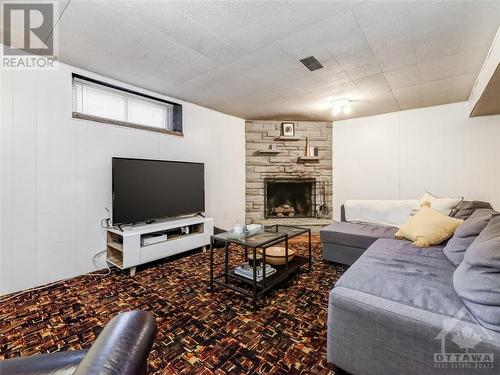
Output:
[{"xmin": 112, "ymin": 158, "xmax": 205, "ymax": 225}]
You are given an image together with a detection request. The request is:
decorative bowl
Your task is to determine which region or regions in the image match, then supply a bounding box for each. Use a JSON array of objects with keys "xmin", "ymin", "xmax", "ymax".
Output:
[{"xmin": 258, "ymin": 246, "xmax": 296, "ymax": 265}]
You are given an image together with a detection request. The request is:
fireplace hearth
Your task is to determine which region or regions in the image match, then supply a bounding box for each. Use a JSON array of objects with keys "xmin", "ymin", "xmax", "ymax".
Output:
[{"xmin": 265, "ymin": 178, "xmax": 316, "ymax": 219}]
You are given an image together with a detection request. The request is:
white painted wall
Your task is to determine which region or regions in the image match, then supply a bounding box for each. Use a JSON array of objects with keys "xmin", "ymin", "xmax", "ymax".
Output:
[
  {"xmin": 334, "ymin": 102, "xmax": 500, "ymax": 220},
  {"xmin": 0, "ymin": 63, "xmax": 245, "ymax": 295}
]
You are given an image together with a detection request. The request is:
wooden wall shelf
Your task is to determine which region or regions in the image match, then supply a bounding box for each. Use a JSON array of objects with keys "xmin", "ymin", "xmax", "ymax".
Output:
[
  {"xmin": 257, "ymin": 150, "xmax": 281, "ymax": 155},
  {"xmin": 298, "ymin": 156, "xmax": 320, "ymax": 163},
  {"xmin": 274, "ymin": 136, "xmax": 303, "ymax": 141}
]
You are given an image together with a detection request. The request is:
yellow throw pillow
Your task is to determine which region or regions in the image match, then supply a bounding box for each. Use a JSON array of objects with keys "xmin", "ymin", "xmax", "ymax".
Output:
[{"xmin": 395, "ymin": 202, "xmax": 463, "ymax": 247}]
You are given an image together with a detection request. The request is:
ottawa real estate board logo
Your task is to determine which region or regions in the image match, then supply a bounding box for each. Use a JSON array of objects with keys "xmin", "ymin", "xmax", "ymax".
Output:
[
  {"xmin": 434, "ymin": 308, "xmax": 494, "ymax": 370},
  {"xmin": 2, "ymin": 1, "xmax": 58, "ymax": 69}
]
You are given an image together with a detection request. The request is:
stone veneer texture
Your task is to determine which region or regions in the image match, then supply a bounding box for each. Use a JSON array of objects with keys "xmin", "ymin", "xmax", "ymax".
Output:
[{"xmin": 245, "ymin": 120, "xmax": 333, "ymax": 223}]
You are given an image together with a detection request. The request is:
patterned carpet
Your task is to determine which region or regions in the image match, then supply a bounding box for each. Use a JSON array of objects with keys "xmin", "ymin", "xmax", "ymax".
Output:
[{"xmin": 0, "ymin": 236, "xmax": 346, "ymax": 374}]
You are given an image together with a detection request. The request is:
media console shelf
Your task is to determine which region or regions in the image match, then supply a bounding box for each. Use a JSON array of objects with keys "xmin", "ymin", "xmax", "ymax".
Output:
[{"xmin": 106, "ymin": 216, "xmax": 214, "ymax": 276}]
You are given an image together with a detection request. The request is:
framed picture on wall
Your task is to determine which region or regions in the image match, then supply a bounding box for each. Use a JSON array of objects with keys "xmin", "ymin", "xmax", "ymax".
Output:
[{"xmin": 281, "ymin": 122, "xmax": 295, "ymax": 136}]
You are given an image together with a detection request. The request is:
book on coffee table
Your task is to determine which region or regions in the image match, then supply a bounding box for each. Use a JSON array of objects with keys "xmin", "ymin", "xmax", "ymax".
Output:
[{"xmin": 234, "ymin": 263, "xmax": 276, "ymax": 282}]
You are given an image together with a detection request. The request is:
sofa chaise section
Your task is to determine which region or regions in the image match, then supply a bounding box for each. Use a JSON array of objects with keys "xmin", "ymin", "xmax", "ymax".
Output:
[
  {"xmin": 321, "ymin": 221, "xmax": 398, "ymax": 265},
  {"xmin": 328, "ymin": 239, "xmax": 500, "ymax": 374}
]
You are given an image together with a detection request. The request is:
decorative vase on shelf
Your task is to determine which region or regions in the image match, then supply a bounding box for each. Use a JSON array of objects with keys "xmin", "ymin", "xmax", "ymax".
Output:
[{"xmin": 305, "ymin": 137, "xmax": 310, "ymax": 157}]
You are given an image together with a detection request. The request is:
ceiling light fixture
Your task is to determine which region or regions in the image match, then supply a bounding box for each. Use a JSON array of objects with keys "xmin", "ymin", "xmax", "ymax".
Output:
[{"xmin": 330, "ymin": 99, "xmax": 352, "ymax": 116}]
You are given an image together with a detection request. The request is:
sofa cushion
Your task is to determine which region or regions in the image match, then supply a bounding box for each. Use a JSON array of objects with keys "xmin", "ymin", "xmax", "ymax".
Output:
[
  {"xmin": 320, "ymin": 221, "xmax": 398, "ymax": 249},
  {"xmin": 395, "ymin": 204, "xmax": 463, "ymax": 247},
  {"xmin": 336, "ymin": 238, "xmax": 467, "ymax": 318},
  {"xmin": 451, "ymin": 200, "xmax": 494, "ymax": 220},
  {"xmin": 454, "ymin": 214, "xmax": 500, "ymax": 332},
  {"xmin": 443, "ymin": 208, "xmax": 497, "ymax": 266},
  {"xmin": 420, "ymin": 192, "xmax": 463, "ymax": 216}
]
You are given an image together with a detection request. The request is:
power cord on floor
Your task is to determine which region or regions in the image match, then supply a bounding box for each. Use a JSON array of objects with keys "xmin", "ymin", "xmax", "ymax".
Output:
[{"xmin": 92, "ymin": 249, "xmax": 111, "ymax": 276}]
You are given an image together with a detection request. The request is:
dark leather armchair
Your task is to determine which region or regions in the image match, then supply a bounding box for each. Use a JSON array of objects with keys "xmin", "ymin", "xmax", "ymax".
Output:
[{"xmin": 0, "ymin": 310, "xmax": 157, "ymax": 375}]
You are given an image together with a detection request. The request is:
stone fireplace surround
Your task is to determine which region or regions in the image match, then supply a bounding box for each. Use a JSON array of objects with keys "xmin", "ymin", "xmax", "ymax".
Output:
[{"xmin": 246, "ymin": 120, "xmax": 333, "ymax": 232}]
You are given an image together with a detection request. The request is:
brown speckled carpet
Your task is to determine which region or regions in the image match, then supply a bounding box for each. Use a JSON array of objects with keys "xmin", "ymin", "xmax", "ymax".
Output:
[{"xmin": 0, "ymin": 236, "xmax": 346, "ymax": 374}]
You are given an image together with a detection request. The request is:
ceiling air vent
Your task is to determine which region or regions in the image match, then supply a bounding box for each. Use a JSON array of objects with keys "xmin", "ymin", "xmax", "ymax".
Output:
[{"xmin": 300, "ymin": 56, "xmax": 324, "ymax": 71}]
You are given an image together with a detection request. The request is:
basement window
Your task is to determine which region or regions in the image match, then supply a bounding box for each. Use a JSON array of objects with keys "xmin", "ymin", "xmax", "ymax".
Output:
[{"xmin": 71, "ymin": 74, "xmax": 183, "ymax": 135}]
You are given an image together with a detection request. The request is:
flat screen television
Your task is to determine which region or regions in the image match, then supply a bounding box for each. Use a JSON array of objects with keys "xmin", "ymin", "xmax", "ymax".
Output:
[{"xmin": 112, "ymin": 157, "xmax": 205, "ymax": 225}]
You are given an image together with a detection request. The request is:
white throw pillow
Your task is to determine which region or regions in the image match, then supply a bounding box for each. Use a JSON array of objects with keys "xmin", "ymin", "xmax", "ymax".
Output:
[
  {"xmin": 344, "ymin": 199, "xmax": 420, "ymax": 228},
  {"xmin": 420, "ymin": 192, "xmax": 463, "ymax": 216}
]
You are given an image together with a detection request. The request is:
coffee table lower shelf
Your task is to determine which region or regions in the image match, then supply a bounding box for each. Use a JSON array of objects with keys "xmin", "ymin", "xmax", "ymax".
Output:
[{"xmin": 212, "ymin": 256, "xmax": 308, "ymax": 303}]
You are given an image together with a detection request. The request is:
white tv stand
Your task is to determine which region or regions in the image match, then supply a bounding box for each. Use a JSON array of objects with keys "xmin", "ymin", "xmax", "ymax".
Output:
[{"xmin": 106, "ymin": 216, "xmax": 214, "ymax": 276}]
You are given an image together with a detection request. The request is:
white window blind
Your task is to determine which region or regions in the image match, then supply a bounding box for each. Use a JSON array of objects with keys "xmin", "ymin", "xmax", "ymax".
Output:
[{"xmin": 72, "ymin": 75, "xmax": 177, "ymax": 133}]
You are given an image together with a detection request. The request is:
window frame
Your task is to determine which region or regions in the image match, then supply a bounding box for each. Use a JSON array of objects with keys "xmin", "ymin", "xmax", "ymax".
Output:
[{"xmin": 71, "ymin": 73, "xmax": 183, "ymax": 136}]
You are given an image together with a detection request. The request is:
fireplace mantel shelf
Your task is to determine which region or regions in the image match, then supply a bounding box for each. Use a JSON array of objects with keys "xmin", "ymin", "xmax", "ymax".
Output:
[
  {"xmin": 298, "ymin": 156, "xmax": 320, "ymax": 162},
  {"xmin": 274, "ymin": 136, "xmax": 304, "ymax": 141},
  {"xmin": 257, "ymin": 149, "xmax": 281, "ymax": 155}
]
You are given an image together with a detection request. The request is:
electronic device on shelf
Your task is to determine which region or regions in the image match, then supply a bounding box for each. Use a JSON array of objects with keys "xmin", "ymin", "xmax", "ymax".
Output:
[{"xmin": 141, "ymin": 233, "xmax": 168, "ymax": 246}]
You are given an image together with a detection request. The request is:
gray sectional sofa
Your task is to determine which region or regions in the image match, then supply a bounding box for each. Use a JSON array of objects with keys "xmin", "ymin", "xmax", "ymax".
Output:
[{"xmin": 322, "ymin": 202, "xmax": 500, "ymax": 375}]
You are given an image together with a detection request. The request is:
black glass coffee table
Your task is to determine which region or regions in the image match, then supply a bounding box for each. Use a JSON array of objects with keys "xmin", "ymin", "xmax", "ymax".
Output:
[{"xmin": 209, "ymin": 225, "xmax": 311, "ymax": 308}]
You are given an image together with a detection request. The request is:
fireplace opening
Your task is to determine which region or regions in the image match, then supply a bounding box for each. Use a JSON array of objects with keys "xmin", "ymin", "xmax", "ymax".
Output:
[{"xmin": 264, "ymin": 178, "xmax": 316, "ymax": 218}]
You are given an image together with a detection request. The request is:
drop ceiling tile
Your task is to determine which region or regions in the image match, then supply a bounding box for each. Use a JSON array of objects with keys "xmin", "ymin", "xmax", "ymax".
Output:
[
  {"xmin": 170, "ymin": 0, "xmax": 275, "ymax": 37},
  {"xmin": 354, "ymin": 73, "xmax": 393, "ymax": 99},
  {"xmin": 60, "ymin": 1, "xmax": 218, "ymax": 82},
  {"xmin": 325, "ymin": 29, "xmax": 382, "ymax": 80},
  {"xmin": 57, "ymin": 2, "xmax": 127, "ymax": 64},
  {"xmin": 177, "ymin": 69, "xmax": 249, "ymax": 98},
  {"xmin": 461, "ymin": 1, "xmax": 500, "ymax": 53},
  {"xmin": 413, "ymin": 48, "xmax": 488, "ymax": 89},
  {"xmin": 460, "ymin": 25, "xmax": 499, "ymax": 53},
  {"xmin": 361, "ymin": 13, "xmax": 415, "ymax": 57},
  {"xmin": 463, "ymin": 0, "xmax": 500, "ymax": 31},
  {"xmin": 173, "ymin": 0, "xmax": 290, "ymax": 55},
  {"xmin": 235, "ymin": 47, "xmax": 315, "ymax": 94},
  {"xmin": 311, "ymin": 9, "xmax": 361, "ymax": 47},
  {"xmin": 352, "ymin": 0, "xmax": 426, "ymax": 28},
  {"xmin": 417, "ymin": 55, "xmax": 459, "ymax": 83},
  {"xmin": 392, "ymin": 85, "xmax": 423, "ymax": 110},
  {"xmin": 375, "ymin": 49, "xmax": 418, "ymax": 73},
  {"xmin": 384, "ymin": 65, "xmax": 419, "ymax": 90},
  {"xmin": 411, "ymin": 2, "xmax": 468, "ymax": 63},
  {"xmin": 369, "ymin": 96, "xmax": 400, "ymax": 113},
  {"xmin": 410, "ymin": 1, "xmax": 467, "ymax": 31},
  {"xmin": 454, "ymin": 48, "xmax": 490, "ymax": 77},
  {"xmin": 286, "ymin": 0, "xmax": 358, "ymax": 27},
  {"xmin": 115, "ymin": 1, "xmax": 240, "ymax": 64},
  {"xmin": 287, "ymin": 80, "xmax": 361, "ymax": 109},
  {"xmin": 277, "ymin": 27, "xmax": 335, "ymax": 66},
  {"xmin": 450, "ymin": 72, "xmax": 478, "ymax": 102},
  {"xmin": 414, "ymin": 34, "xmax": 464, "ymax": 64},
  {"xmin": 225, "ymin": 1, "xmax": 359, "ymax": 55},
  {"xmin": 420, "ymin": 77, "xmax": 454, "ymax": 107}
]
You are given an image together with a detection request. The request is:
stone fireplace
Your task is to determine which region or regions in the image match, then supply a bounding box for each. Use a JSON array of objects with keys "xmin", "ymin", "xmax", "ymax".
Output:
[
  {"xmin": 265, "ymin": 178, "xmax": 315, "ymax": 218},
  {"xmin": 246, "ymin": 120, "xmax": 333, "ymax": 231}
]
